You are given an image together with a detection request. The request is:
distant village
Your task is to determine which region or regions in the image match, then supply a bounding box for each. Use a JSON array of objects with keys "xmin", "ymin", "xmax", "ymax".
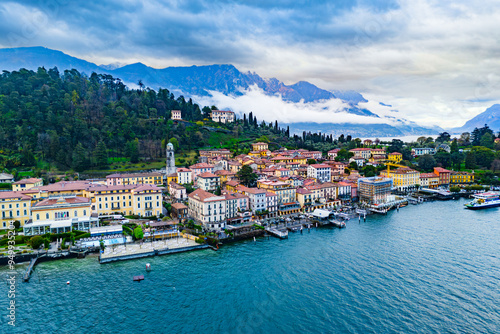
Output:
[{"xmin": 0, "ymin": 109, "xmax": 479, "ymax": 238}]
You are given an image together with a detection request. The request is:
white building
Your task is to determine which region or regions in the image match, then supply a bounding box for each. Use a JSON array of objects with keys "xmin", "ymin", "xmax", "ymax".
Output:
[
  {"xmin": 196, "ymin": 172, "xmax": 220, "ymax": 192},
  {"xmin": 171, "ymin": 110, "xmax": 182, "ymax": 120},
  {"xmin": 240, "ymin": 187, "xmax": 267, "ymax": 213},
  {"xmin": 412, "ymin": 147, "xmax": 436, "ymax": 156},
  {"xmin": 177, "ymin": 168, "xmax": 192, "ymax": 184},
  {"xmin": 188, "ymin": 189, "xmax": 226, "ymax": 231},
  {"xmin": 307, "ymin": 164, "xmax": 332, "ymax": 183},
  {"xmin": 211, "ymin": 110, "xmax": 235, "ymax": 123},
  {"xmin": 265, "ymin": 191, "xmax": 278, "ymax": 216},
  {"xmin": 169, "ymin": 182, "xmax": 187, "ymax": 201}
]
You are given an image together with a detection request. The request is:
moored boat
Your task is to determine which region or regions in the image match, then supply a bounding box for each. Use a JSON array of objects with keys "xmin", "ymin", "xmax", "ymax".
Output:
[{"xmin": 464, "ymin": 192, "xmax": 500, "ymax": 210}]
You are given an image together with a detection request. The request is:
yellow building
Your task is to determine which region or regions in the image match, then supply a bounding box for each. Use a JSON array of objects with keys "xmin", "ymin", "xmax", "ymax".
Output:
[
  {"xmin": 93, "ymin": 184, "xmax": 162, "ymax": 217},
  {"xmin": 166, "ymin": 173, "xmax": 178, "ymax": 185},
  {"xmin": 270, "ymin": 155, "xmax": 307, "ymax": 165},
  {"xmin": 451, "ymin": 172, "xmax": 474, "ymax": 185},
  {"xmin": 257, "ymin": 180, "xmax": 297, "ymax": 205},
  {"xmin": 388, "ymin": 152, "xmax": 403, "ymax": 163},
  {"xmin": 24, "ymin": 196, "xmax": 98, "ymax": 235},
  {"xmin": 0, "ymin": 191, "xmax": 32, "ymax": 229},
  {"xmin": 106, "ymin": 172, "xmax": 163, "ymax": 186},
  {"xmin": 380, "ymin": 167, "xmax": 419, "ymax": 191},
  {"xmin": 12, "ymin": 178, "xmax": 43, "ymax": 192}
]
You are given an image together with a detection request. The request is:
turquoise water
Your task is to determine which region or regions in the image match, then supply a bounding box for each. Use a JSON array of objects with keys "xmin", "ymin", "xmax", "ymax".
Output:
[{"xmin": 2, "ymin": 199, "xmax": 500, "ymax": 333}]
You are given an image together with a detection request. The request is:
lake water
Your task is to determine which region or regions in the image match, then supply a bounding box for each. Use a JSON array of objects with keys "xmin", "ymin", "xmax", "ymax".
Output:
[{"xmin": 2, "ymin": 198, "xmax": 500, "ymax": 333}]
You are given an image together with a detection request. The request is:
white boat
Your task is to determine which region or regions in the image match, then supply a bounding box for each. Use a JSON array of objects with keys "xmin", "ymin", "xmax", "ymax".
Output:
[{"xmin": 464, "ymin": 192, "xmax": 500, "ymax": 210}]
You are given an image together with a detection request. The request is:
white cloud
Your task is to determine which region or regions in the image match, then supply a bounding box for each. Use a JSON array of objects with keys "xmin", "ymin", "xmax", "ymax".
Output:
[{"xmin": 194, "ymin": 85, "xmax": 407, "ymax": 126}]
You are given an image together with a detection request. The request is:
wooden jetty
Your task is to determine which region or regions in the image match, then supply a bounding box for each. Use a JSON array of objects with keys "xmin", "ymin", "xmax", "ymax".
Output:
[
  {"xmin": 133, "ymin": 275, "xmax": 144, "ymax": 282},
  {"xmin": 266, "ymin": 227, "xmax": 288, "ymax": 239},
  {"xmin": 23, "ymin": 256, "xmax": 39, "ymax": 282}
]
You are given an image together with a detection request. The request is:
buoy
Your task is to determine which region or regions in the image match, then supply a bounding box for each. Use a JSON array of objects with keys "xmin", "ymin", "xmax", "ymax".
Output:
[
  {"xmin": 66, "ymin": 281, "xmax": 70, "ymax": 285},
  {"xmin": 253, "ymin": 236, "xmax": 256, "ymax": 242},
  {"xmin": 146, "ymin": 263, "xmax": 151, "ymax": 271}
]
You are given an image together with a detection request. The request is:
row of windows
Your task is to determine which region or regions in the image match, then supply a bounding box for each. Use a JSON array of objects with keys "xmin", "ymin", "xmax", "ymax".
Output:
[
  {"xmin": 1, "ymin": 203, "xmax": 28, "ymax": 209},
  {"xmin": 2, "ymin": 210, "xmax": 28, "ymax": 218},
  {"xmin": 35, "ymin": 210, "xmax": 87, "ymax": 220},
  {"xmin": 98, "ymin": 195, "xmax": 160, "ymax": 202}
]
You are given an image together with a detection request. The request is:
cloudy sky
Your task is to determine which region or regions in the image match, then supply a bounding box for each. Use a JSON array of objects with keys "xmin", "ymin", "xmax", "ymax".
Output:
[{"xmin": 1, "ymin": 0, "xmax": 500, "ymax": 128}]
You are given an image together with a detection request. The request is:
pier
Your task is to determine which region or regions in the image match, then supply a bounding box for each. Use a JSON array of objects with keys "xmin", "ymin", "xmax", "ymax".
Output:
[
  {"xmin": 266, "ymin": 227, "xmax": 288, "ymax": 239},
  {"xmin": 23, "ymin": 255, "xmax": 41, "ymax": 282}
]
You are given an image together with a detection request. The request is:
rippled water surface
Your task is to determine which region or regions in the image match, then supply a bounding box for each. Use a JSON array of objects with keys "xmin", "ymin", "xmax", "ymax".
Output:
[{"xmin": 2, "ymin": 199, "xmax": 500, "ymax": 333}]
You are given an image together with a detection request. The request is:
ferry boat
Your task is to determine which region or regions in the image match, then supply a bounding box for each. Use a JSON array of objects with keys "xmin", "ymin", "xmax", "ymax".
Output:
[{"xmin": 464, "ymin": 192, "xmax": 500, "ymax": 210}]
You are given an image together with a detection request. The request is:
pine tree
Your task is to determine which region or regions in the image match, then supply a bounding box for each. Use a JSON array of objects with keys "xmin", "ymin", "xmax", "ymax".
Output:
[
  {"xmin": 94, "ymin": 140, "xmax": 109, "ymax": 168},
  {"xmin": 464, "ymin": 151, "xmax": 476, "ymax": 169},
  {"xmin": 72, "ymin": 142, "xmax": 89, "ymax": 172}
]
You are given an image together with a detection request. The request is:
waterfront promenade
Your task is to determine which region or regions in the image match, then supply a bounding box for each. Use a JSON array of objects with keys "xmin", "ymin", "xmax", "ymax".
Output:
[{"xmin": 99, "ymin": 235, "xmax": 208, "ymax": 263}]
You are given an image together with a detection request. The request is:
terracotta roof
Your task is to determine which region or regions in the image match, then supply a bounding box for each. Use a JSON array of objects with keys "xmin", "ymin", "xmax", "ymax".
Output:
[
  {"xmin": 226, "ymin": 180, "xmax": 240, "ymax": 187},
  {"xmin": 189, "ymin": 163, "xmax": 213, "ymax": 169},
  {"xmin": 171, "ymin": 203, "xmax": 188, "ymax": 210},
  {"xmin": 420, "ymin": 173, "xmax": 439, "ymax": 178},
  {"xmin": 188, "ymin": 189, "xmax": 224, "ymax": 202},
  {"xmin": 33, "ymin": 196, "xmax": 90, "ymax": 208},
  {"xmin": 198, "ymin": 172, "xmax": 218, "ymax": 178},
  {"xmin": 310, "ymin": 164, "xmax": 331, "ymax": 168},
  {"xmin": 106, "ymin": 172, "xmax": 162, "ymax": 178},
  {"xmin": 177, "ymin": 168, "xmax": 191, "ymax": 172},
  {"xmin": 13, "ymin": 178, "xmax": 42, "ymax": 185},
  {"xmin": 132, "ymin": 184, "xmax": 162, "ymax": 193},
  {"xmin": 0, "ymin": 191, "xmax": 32, "ymax": 200},
  {"xmin": 296, "ymin": 188, "xmax": 312, "ymax": 195},
  {"xmin": 169, "ymin": 182, "xmax": 185, "ymax": 190},
  {"xmin": 40, "ymin": 181, "xmax": 91, "ymax": 192}
]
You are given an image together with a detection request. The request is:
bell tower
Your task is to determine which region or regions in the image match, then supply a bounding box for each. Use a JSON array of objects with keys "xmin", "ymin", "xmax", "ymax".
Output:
[{"xmin": 166, "ymin": 142, "xmax": 176, "ymax": 175}]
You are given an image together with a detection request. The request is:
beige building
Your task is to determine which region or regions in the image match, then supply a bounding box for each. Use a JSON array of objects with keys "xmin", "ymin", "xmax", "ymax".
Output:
[
  {"xmin": 12, "ymin": 178, "xmax": 43, "ymax": 192},
  {"xmin": 252, "ymin": 142, "xmax": 269, "ymax": 152},
  {"xmin": 25, "ymin": 196, "xmax": 98, "ymax": 236}
]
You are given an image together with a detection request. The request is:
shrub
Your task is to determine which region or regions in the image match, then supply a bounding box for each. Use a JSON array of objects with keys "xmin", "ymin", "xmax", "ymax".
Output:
[
  {"xmin": 29, "ymin": 236, "xmax": 44, "ymax": 249},
  {"xmin": 75, "ymin": 233, "xmax": 90, "ymax": 240},
  {"xmin": 133, "ymin": 226, "xmax": 144, "ymax": 240},
  {"xmin": 13, "ymin": 221, "xmax": 21, "ymax": 229},
  {"xmin": 122, "ymin": 226, "xmax": 133, "ymax": 236}
]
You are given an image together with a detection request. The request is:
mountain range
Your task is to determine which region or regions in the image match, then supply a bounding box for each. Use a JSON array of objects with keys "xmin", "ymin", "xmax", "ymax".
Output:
[
  {"xmin": 451, "ymin": 104, "xmax": 500, "ymax": 133},
  {"xmin": 0, "ymin": 46, "xmax": 445, "ymax": 137}
]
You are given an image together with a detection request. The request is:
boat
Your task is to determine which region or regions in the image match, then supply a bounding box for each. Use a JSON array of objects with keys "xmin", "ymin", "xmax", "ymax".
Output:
[{"xmin": 464, "ymin": 192, "xmax": 500, "ymax": 210}]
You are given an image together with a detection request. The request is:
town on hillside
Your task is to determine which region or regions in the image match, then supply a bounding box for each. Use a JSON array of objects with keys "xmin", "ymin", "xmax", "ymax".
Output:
[{"xmin": 1, "ymin": 109, "xmax": 500, "ymax": 261}]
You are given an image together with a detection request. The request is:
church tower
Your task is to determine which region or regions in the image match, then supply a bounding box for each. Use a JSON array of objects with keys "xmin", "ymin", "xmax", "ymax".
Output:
[{"xmin": 166, "ymin": 142, "xmax": 177, "ymax": 175}]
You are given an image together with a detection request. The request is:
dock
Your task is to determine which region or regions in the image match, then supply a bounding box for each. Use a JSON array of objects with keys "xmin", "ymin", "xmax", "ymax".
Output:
[
  {"xmin": 265, "ymin": 227, "xmax": 288, "ymax": 239},
  {"xmin": 23, "ymin": 256, "xmax": 39, "ymax": 282}
]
